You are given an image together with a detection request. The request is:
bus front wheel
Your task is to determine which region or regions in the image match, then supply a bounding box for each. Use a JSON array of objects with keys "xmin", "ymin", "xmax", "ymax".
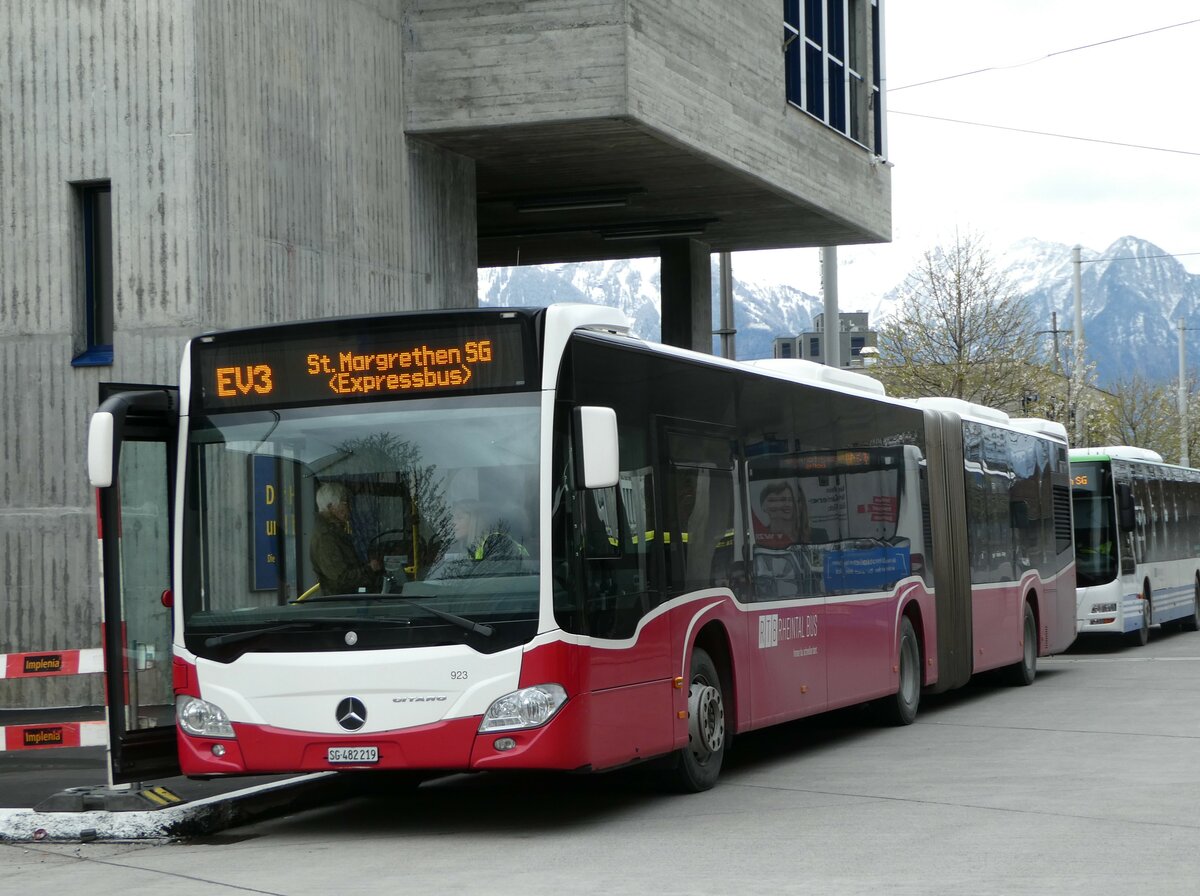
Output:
[
  {"xmin": 667, "ymin": 647, "xmax": 726, "ymax": 793},
  {"xmin": 1004, "ymin": 601, "xmax": 1038, "ymax": 687},
  {"xmin": 1128, "ymin": 595, "xmax": 1151, "ymax": 647}
]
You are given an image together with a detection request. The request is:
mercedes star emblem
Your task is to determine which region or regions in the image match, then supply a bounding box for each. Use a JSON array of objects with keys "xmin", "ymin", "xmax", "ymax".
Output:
[{"xmin": 335, "ymin": 697, "xmax": 367, "ymax": 731}]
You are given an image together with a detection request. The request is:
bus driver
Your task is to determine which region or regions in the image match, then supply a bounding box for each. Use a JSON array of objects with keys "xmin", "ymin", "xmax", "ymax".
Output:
[{"xmin": 310, "ymin": 482, "xmax": 382, "ymax": 595}]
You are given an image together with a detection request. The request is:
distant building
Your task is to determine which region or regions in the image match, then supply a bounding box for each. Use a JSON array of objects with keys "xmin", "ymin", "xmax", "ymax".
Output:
[{"xmin": 773, "ymin": 313, "xmax": 878, "ymax": 368}]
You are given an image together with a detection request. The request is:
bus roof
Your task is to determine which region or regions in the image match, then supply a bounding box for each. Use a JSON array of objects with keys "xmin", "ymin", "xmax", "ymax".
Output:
[
  {"xmin": 740, "ymin": 358, "xmax": 887, "ymax": 396},
  {"xmin": 1070, "ymin": 446, "xmax": 1166, "ymax": 464}
]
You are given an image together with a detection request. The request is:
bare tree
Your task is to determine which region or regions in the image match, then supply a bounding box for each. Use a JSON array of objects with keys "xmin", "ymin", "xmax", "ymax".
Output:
[
  {"xmin": 1099, "ymin": 374, "xmax": 1173, "ymax": 450},
  {"xmin": 874, "ymin": 232, "xmax": 1043, "ymax": 407},
  {"xmin": 1021, "ymin": 333, "xmax": 1103, "ymax": 447},
  {"xmin": 1095, "ymin": 373, "xmax": 1200, "ymax": 463}
]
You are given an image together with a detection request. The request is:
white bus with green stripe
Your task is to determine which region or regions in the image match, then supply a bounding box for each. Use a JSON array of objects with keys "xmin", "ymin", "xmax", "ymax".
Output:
[{"xmin": 1070, "ymin": 447, "xmax": 1200, "ymax": 644}]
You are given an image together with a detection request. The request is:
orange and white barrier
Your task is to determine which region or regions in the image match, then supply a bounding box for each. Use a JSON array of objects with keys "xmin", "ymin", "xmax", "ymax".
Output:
[
  {"xmin": 1, "ymin": 648, "xmax": 104, "ymax": 680},
  {"xmin": 1, "ymin": 720, "xmax": 107, "ymax": 752},
  {"xmin": 0, "ymin": 647, "xmax": 107, "ymax": 751}
]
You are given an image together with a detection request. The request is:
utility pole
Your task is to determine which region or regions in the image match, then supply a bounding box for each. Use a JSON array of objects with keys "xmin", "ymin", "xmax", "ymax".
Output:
[
  {"xmin": 1050, "ymin": 311, "xmax": 1061, "ymax": 373},
  {"xmin": 715, "ymin": 252, "xmax": 736, "ymax": 360},
  {"xmin": 1180, "ymin": 318, "xmax": 1189, "ymax": 466},
  {"xmin": 1071, "ymin": 246, "xmax": 1085, "ymax": 446},
  {"xmin": 821, "ymin": 246, "xmax": 840, "ymax": 368}
]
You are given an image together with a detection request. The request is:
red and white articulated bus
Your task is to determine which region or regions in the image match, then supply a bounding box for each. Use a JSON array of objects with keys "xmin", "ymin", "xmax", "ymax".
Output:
[{"xmin": 88, "ymin": 304, "xmax": 1076, "ymax": 791}]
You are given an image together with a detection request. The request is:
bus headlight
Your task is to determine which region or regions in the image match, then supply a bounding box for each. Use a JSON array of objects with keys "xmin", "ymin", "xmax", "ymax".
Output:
[
  {"xmin": 177, "ymin": 695, "xmax": 235, "ymax": 739},
  {"xmin": 479, "ymin": 684, "xmax": 567, "ymax": 732},
  {"xmin": 1092, "ymin": 603, "xmax": 1118, "ymax": 614}
]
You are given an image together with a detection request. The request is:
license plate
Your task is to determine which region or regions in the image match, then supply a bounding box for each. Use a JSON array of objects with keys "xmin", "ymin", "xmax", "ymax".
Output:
[{"xmin": 327, "ymin": 746, "xmax": 379, "ymax": 764}]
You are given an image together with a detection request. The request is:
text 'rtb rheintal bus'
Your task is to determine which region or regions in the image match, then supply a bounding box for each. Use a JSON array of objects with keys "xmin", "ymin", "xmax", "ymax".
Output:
[
  {"xmin": 88, "ymin": 304, "xmax": 1076, "ymax": 791},
  {"xmin": 1071, "ymin": 446, "xmax": 1200, "ymax": 644}
]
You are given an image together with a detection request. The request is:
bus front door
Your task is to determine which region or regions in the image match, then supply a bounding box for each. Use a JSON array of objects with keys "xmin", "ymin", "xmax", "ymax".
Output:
[{"xmin": 93, "ymin": 384, "xmax": 181, "ymax": 784}]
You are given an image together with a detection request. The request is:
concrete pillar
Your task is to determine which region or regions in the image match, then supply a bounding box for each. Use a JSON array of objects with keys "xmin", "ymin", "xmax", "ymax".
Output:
[{"xmin": 660, "ymin": 238, "xmax": 713, "ymax": 353}]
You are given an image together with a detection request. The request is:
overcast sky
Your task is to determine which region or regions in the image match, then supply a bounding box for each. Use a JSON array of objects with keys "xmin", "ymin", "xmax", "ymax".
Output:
[{"xmin": 737, "ymin": 1, "xmax": 1200, "ymax": 305}]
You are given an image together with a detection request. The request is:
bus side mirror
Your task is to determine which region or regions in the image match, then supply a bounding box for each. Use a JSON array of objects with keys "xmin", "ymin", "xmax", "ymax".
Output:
[
  {"xmin": 87, "ymin": 389, "xmax": 176, "ymax": 489},
  {"xmin": 573, "ymin": 406, "xmax": 619, "ymax": 489},
  {"xmin": 1116, "ymin": 483, "xmax": 1136, "ymax": 532},
  {"xmin": 88, "ymin": 411, "xmax": 116, "ymax": 488}
]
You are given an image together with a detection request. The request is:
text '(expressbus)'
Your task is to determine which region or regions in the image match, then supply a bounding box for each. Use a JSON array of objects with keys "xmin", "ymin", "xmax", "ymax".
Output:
[{"xmin": 213, "ymin": 340, "xmax": 496, "ymax": 399}]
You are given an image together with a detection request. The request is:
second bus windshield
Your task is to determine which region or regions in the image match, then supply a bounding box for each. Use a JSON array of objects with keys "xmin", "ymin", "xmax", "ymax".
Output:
[{"xmin": 1072, "ymin": 462, "xmax": 1119, "ymax": 587}]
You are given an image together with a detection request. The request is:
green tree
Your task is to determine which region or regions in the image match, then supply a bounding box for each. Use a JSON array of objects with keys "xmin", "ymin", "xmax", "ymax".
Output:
[{"xmin": 874, "ymin": 232, "xmax": 1043, "ymax": 408}]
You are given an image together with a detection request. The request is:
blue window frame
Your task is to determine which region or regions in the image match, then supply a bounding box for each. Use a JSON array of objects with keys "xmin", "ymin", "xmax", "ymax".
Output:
[
  {"xmin": 784, "ymin": 0, "xmax": 884, "ymax": 157},
  {"xmin": 72, "ymin": 182, "xmax": 113, "ymax": 367}
]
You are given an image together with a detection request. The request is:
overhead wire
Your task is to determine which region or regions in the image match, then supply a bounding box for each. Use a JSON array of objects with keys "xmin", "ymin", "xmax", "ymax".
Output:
[
  {"xmin": 887, "ymin": 110, "xmax": 1200, "ymax": 158},
  {"xmin": 882, "ymin": 16, "xmax": 1200, "ymax": 263},
  {"xmin": 886, "ymin": 17, "xmax": 1200, "ymax": 157},
  {"xmin": 887, "ymin": 18, "xmax": 1200, "ymax": 93}
]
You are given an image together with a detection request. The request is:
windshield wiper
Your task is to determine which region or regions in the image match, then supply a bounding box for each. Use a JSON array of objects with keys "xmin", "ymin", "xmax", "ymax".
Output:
[
  {"xmin": 203, "ymin": 616, "xmax": 413, "ymax": 648},
  {"xmin": 296, "ymin": 594, "xmax": 495, "ymax": 638},
  {"xmin": 205, "ymin": 622, "xmax": 317, "ymax": 648}
]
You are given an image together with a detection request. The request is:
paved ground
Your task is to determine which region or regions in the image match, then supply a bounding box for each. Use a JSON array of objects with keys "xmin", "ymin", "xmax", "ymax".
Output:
[{"xmin": 3, "ymin": 627, "xmax": 1199, "ymax": 895}]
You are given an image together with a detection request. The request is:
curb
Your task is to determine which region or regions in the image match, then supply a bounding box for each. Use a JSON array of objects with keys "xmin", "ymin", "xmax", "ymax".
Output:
[{"xmin": 0, "ymin": 772, "xmax": 342, "ymax": 843}]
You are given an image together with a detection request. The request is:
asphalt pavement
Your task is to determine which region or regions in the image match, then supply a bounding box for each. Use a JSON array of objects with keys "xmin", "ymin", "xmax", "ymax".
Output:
[{"xmin": 0, "ymin": 709, "xmax": 345, "ymax": 841}]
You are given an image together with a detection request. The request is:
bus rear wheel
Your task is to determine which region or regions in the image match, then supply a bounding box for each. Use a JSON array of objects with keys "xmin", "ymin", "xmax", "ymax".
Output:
[
  {"xmin": 1182, "ymin": 579, "xmax": 1200, "ymax": 633},
  {"xmin": 1004, "ymin": 602, "xmax": 1038, "ymax": 687},
  {"xmin": 667, "ymin": 647, "xmax": 726, "ymax": 793},
  {"xmin": 878, "ymin": 616, "xmax": 920, "ymax": 726}
]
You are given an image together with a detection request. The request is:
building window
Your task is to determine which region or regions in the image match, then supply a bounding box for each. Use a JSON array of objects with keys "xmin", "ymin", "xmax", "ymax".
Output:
[
  {"xmin": 779, "ymin": 342, "xmax": 793, "ymax": 358},
  {"xmin": 784, "ymin": 0, "xmax": 884, "ymax": 156},
  {"xmin": 809, "ymin": 336, "xmax": 821, "ymax": 358},
  {"xmin": 850, "ymin": 335, "xmax": 865, "ymax": 356},
  {"xmin": 72, "ymin": 181, "xmax": 113, "ymax": 367}
]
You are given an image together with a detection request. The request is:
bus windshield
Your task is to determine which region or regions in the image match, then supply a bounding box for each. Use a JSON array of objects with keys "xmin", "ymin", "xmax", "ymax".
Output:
[
  {"xmin": 1072, "ymin": 462, "xmax": 1118, "ymax": 587},
  {"xmin": 180, "ymin": 392, "xmax": 541, "ymax": 660}
]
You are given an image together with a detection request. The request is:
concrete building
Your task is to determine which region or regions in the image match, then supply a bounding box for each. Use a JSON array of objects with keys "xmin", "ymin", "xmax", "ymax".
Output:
[
  {"xmin": 774, "ymin": 312, "xmax": 879, "ymax": 368},
  {"xmin": 1, "ymin": 1, "xmax": 889, "ymax": 709}
]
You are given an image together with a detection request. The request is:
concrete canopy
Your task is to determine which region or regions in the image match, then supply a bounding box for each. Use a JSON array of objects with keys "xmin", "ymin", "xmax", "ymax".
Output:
[
  {"xmin": 418, "ymin": 118, "xmax": 886, "ymax": 268},
  {"xmin": 403, "ymin": 2, "xmax": 891, "ymax": 269}
]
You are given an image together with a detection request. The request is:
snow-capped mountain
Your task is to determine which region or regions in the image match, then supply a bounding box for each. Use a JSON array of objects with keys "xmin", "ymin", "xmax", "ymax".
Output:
[
  {"xmin": 478, "ymin": 236, "xmax": 1200, "ymax": 387},
  {"xmin": 1007, "ymin": 236, "xmax": 1200, "ymax": 387},
  {"xmin": 479, "ymin": 257, "xmax": 820, "ymax": 360}
]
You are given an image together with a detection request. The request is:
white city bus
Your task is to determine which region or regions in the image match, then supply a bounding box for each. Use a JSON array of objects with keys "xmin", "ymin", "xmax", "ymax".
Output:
[
  {"xmin": 88, "ymin": 304, "xmax": 1076, "ymax": 790},
  {"xmin": 1071, "ymin": 446, "xmax": 1200, "ymax": 644}
]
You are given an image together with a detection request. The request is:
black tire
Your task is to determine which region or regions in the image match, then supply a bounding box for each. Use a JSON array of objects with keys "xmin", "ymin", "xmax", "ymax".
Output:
[
  {"xmin": 1128, "ymin": 596, "xmax": 1150, "ymax": 647},
  {"xmin": 1181, "ymin": 579, "xmax": 1200, "ymax": 633},
  {"xmin": 1004, "ymin": 601, "xmax": 1038, "ymax": 687},
  {"xmin": 878, "ymin": 616, "xmax": 920, "ymax": 726},
  {"xmin": 666, "ymin": 647, "xmax": 726, "ymax": 793}
]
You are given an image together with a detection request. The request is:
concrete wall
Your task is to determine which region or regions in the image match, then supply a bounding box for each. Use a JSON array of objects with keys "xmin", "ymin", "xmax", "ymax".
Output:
[
  {"xmin": 625, "ymin": 0, "xmax": 889, "ymax": 239},
  {"xmin": 405, "ymin": 0, "xmax": 888, "ymax": 240},
  {"xmin": 0, "ymin": 0, "xmax": 476, "ymax": 709},
  {"xmin": 404, "ymin": 0, "xmax": 630, "ymax": 126}
]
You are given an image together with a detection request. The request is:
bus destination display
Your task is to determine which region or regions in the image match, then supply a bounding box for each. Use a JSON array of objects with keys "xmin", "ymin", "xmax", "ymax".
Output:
[{"xmin": 195, "ymin": 319, "xmax": 530, "ymax": 410}]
